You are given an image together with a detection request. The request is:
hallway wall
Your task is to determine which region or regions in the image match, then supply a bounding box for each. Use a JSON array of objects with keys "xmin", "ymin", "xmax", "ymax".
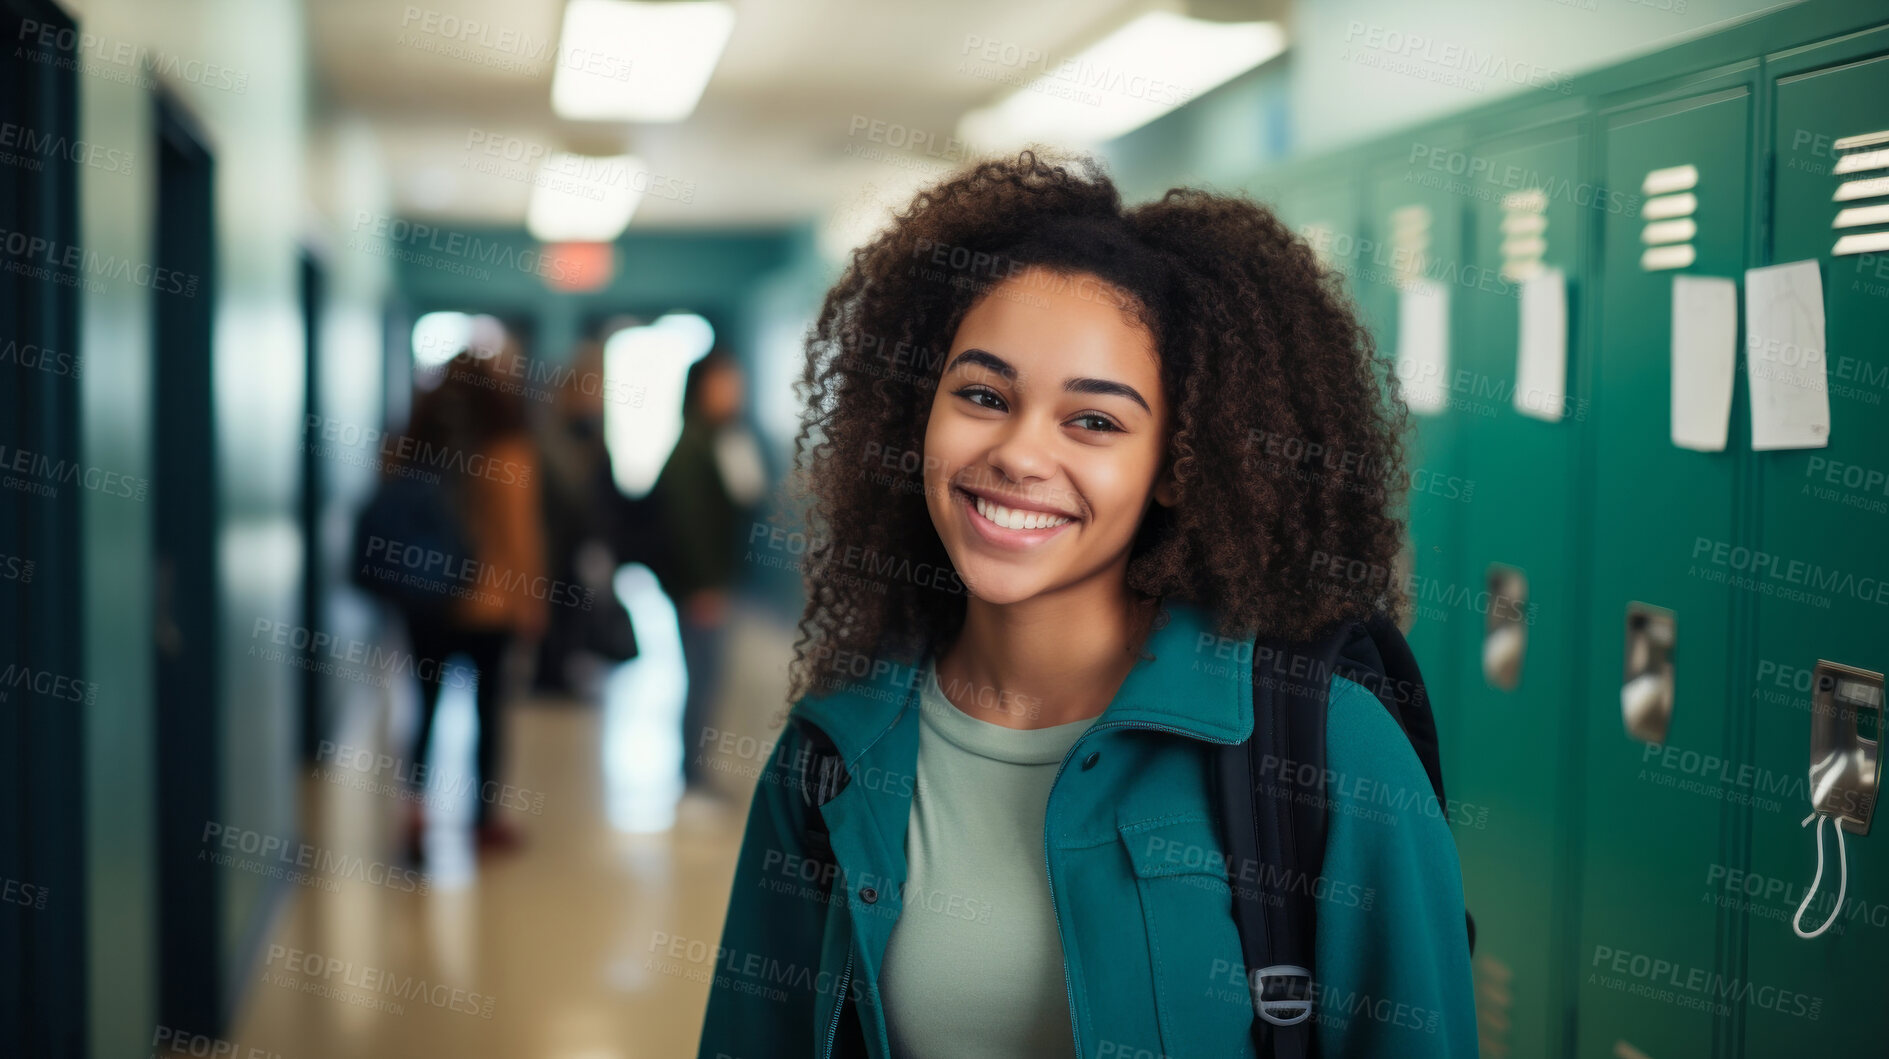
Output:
[{"xmin": 68, "ymin": 0, "xmax": 395, "ymax": 1053}]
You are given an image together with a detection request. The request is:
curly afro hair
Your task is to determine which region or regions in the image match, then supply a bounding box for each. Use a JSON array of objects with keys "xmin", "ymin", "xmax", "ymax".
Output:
[{"xmin": 779, "ymin": 148, "xmax": 1411, "ymax": 705}]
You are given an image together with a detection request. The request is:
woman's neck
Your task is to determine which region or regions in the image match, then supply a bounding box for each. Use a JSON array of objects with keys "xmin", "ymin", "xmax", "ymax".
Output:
[{"xmin": 935, "ymin": 579, "xmax": 1158, "ymax": 731}]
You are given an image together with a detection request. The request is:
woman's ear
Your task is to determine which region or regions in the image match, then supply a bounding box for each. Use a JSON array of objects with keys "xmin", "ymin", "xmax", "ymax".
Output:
[{"xmin": 1153, "ymin": 466, "xmax": 1180, "ymax": 508}]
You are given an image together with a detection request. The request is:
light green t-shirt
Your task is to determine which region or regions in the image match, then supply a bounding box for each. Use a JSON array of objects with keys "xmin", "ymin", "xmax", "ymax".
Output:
[{"xmin": 879, "ymin": 656, "xmax": 1099, "ymax": 1059}]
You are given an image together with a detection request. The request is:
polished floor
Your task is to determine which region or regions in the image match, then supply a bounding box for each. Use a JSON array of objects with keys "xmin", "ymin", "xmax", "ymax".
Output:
[{"xmin": 229, "ymin": 569, "xmax": 793, "ymax": 1058}]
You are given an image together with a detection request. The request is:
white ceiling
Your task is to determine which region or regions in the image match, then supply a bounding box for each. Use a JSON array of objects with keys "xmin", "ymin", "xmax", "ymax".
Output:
[{"xmin": 307, "ymin": 0, "xmax": 1153, "ymax": 231}]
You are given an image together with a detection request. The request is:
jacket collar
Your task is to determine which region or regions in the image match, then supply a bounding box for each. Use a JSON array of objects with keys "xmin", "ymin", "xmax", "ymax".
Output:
[{"xmin": 789, "ymin": 598, "xmax": 1253, "ymax": 766}]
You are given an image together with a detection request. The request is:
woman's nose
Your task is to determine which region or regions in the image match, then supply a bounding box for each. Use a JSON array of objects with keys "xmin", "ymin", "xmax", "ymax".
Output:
[{"xmin": 983, "ymin": 415, "xmax": 1058, "ymax": 484}]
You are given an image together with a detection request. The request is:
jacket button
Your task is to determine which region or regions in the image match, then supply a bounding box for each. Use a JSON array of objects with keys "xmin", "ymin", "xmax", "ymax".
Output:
[
  {"xmin": 1081, "ymin": 751, "xmax": 1100, "ymax": 770},
  {"xmin": 859, "ymin": 886, "xmax": 878, "ymax": 904}
]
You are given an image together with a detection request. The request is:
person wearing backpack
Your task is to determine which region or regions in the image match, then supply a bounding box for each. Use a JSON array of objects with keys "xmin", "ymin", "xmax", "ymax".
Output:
[
  {"xmin": 356, "ymin": 344, "xmax": 549, "ymax": 859},
  {"xmin": 696, "ymin": 151, "xmax": 1476, "ymax": 1059}
]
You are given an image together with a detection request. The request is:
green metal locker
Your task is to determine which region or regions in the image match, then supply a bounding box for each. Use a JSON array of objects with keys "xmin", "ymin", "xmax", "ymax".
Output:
[
  {"xmin": 1240, "ymin": 9, "xmax": 1889, "ymax": 1059},
  {"xmin": 1357, "ymin": 143, "xmax": 1472, "ymax": 785},
  {"xmin": 1447, "ymin": 116, "xmax": 1590, "ymax": 1059},
  {"xmin": 1741, "ymin": 28, "xmax": 1889, "ymax": 1057},
  {"xmin": 1575, "ymin": 76, "xmax": 1754, "ymax": 1059}
]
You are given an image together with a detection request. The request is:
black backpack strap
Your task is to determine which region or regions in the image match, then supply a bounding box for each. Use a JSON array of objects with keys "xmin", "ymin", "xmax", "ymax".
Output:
[
  {"xmin": 1218, "ymin": 624, "xmax": 1351, "ymax": 1059},
  {"xmin": 1328, "ymin": 615, "xmax": 1478, "ymax": 955},
  {"xmin": 787, "ymin": 717, "xmax": 869, "ymax": 1057},
  {"xmin": 790, "ymin": 718, "xmax": 849, "ymax": 874},
  {"xmin": 1347, "ymin": 614, "xmax": 1444, "ymax": 808}
]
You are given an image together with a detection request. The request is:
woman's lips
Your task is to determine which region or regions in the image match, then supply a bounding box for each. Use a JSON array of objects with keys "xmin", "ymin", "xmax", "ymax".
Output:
[{"xmin": 955, "ymin": 486, "xmax": 1077, "ymax": 550}]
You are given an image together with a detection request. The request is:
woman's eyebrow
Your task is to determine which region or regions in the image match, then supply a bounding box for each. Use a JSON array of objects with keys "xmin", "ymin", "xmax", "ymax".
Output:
[
  {"xmin": 1064, "ymin": 376, "xmax": 1151, "ymax": 414},
  {"xmin": 945, "ymin": 347, "xmax": 1014, "ymax": 380},
  {"xmin": 947, "ymin": 347, "xmax": 1152, "ymax": 414}
]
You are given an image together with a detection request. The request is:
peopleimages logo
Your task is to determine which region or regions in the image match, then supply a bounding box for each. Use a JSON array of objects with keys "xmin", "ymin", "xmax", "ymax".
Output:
[
  {"xmin": 0, "ymin": 662, "xmax": 95, "ymax": 704},
  {"xmin": 398, "ymin": 4, "xmax": 632, "ymax": 82},
  {"xmin": 0, "ymin": 120, "xmax": 135, "ymax": 175},
  {"xmin": 0, "ymin": 442, "xmax": 148, "ymax": 501},
  {"xmin": 1589, "ymin": 944, "xmax": 1821, "ymax": 1020},
  {"xmin": 201, "ymin": 821, "xmax": 430, "ymax": 895},
  {"xmin": 1342, "ymin": 21, "xmax": 1573, "ymax": 95},
  {"xmin": 14, "ymin": 18, "xmax": 250, "ymax": 93},
  {"xmin": 150, "ymin": 1026, "xmax": 286, "ymax": 1058},
  {"xmin": 0, "ymin": 226, "xmax": 198, "ymax": 295},
  {"xmin": 363, "ymin": 535, "xmax": 594, "ymax": 611},
  {"xmin": 1690, "ymin": 536, "xmax": 1889, "ymax": 607},
  {"xmin": 348, "ymin": 211, "xmax": 585, "ymax": 285},
  {"xmin": 263, "ymin": 943, "xmax": 496, "ymax": 1018}
]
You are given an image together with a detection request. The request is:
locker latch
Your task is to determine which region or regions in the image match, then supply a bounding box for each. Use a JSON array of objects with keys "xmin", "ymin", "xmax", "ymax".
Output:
[
  {"xmin": 1482, "ymin": 564, "xmax": 1528, "ymax": 691},
  {"xmin": 1808, "ymin": 660, "xmax": 1883, "ymax": 835},
  {"xmin": 1621, "ymin": 603, "xmax": 1675, "ymax": 744}
]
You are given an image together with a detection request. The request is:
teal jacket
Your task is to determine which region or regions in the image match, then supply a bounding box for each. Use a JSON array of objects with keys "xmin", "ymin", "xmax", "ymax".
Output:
[{"xmin": 696, "ymin": 601, "xmax": 1477, "ymax": 1058}]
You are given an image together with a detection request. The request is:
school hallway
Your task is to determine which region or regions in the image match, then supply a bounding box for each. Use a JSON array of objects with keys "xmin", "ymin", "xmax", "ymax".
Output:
[
  {"xmin": 226, "ymin": 576, "xmax": 790, "ymax": 1059},
  {"xmin": 10, "ymin": 1, "xmax": 1889, "ymax": 1056}
]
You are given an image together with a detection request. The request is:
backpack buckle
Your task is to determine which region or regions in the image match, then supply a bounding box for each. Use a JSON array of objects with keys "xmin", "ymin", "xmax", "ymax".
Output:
[{"xmin": 1251, "ymin": 964, "xmax": 1313, "ymax": 1026}]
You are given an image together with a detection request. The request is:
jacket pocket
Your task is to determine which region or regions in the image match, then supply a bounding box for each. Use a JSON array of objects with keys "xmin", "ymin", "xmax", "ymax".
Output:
[{"xmin": 1118, "ymin": 815, "xmax": 1257, "ymax": 1059}]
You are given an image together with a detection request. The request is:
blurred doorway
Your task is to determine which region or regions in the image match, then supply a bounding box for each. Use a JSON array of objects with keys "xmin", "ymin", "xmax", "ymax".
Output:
[
  {"xmin": 0, "ymin": 0, "xmax": 86, "ymax": 1051},
  {"xmin": 151, "ymin": 89, "xmax": 224, "ymax": 1038},
  {"xmin": 298, "ymin": 249, "xmax": 327, "ymax": 762}
]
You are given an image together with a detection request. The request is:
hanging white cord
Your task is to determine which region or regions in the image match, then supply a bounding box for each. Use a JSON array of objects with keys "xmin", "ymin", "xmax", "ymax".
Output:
[{"xmin": 1792, "ymin": 810, "xmax": 1848, "ymax": 939}]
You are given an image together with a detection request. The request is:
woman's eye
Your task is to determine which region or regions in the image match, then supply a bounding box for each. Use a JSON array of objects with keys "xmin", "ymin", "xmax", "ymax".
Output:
[
  {"xmin": 1070, "ymin": 413, "xmax": 1121, "ymax": 433},
  {"xmin": 953, "ymin": 386, "xmax": 1006, "ymax": 411}
]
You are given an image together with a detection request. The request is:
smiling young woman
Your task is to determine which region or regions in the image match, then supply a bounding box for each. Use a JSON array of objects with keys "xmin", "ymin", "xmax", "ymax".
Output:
[{"xmin": 697, "ymin": 150, "xmax": 1477, "ymax": 1059}]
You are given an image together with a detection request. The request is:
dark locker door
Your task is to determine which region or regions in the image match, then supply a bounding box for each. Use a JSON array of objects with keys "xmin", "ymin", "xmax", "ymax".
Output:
[
  {"xmin": 1743, "ymin": 27, "xmax": 1889, "ymax": 1057},
  {"xmin": 1448, "ymin": 118, "xmax": 1588, "ymax": 1059},
  {"xmin": 1576, "ymin": 78, "xmax": 1753, "ymax": 1059}
]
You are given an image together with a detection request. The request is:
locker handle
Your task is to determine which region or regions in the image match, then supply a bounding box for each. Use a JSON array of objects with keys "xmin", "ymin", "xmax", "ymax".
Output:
[
  {"xmin": 1807, "ymin": 660, "xmax": 1883, "ymax": 836},
  {"xmin": 1621, "ymin": 603, "xmax": 1675, "ymax": 744},
  {"xmin": 1482, "ymin": 565, "xmax": 1527, "ymax": 691}
]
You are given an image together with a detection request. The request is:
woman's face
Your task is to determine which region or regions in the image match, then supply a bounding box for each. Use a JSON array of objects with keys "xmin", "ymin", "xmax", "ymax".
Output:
[{"xmin": 923, "ymin": 266, "xmax": 1178, "ymax": 606}]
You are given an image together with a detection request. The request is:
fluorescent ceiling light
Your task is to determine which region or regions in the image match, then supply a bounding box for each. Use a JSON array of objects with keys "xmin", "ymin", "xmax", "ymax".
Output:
[
  {"xmin": 527, "ymin": 152, "xmax": 646, "ymax": 241},
  {"xmin": 958, "ymin": 12, "xmax": 1285, "ymax": 149},
  {"xmin": 552, "ymin": 0, "xmax": 735, "ymax": 122}
]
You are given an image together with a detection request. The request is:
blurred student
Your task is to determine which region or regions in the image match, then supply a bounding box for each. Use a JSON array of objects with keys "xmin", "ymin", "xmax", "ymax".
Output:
[
  {"xmin": 535, "ymin": 339, "xmax": 639, "ymax": 692},
  {"xmin": 382, "ymin": 345, "xmax": 549, "ymax": 856},
  {"xmin": 649, "ymin": 350, "xmax": 768, "ymax": 793}
]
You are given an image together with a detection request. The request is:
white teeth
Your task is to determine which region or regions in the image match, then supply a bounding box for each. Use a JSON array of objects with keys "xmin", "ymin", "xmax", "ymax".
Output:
[{"xmin": 972, "ymin": 495, "xmax": 1071, "ymax": 531}]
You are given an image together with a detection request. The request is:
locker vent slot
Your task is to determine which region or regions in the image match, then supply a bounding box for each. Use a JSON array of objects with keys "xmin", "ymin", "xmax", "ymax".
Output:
[
  {"xmin": 1642, "ymin": 163, "xmax": 1697, "ymax": 195},
  {"xmin": 1474, "ymin": 954, "xmax": 1513, "ymax": 1059},
  {"xmin": 1832, "ymin": 130, "xmax": 1889, "ymax": 256},
  {"xmin": 1833, "ymin": 147, "xmax": 1889, "ymax": 174},
  {"xmin": 1640, "ymin": 218, "xmax": 1697, "ymax": 244},
  {"xmin": 1639, "ymin": 164, "xmax": 1698, "ymax": 271},
  {"xmin": 1834, "ymin": 175, "xmax": 1889, "ymax": 201},
  {"xmin": 1389, "ymin": 204, "xmax": 1431, "ymax": 289},
  {"xmin": 1833, "ymin": 231, "xmax": 1889, "ymax": 256},
  {"xmin": 1833, "ymin": 204, "xmax": 1889, "ymax": 228},
  {"xmin": 1833, "ymin": 129, "xmax": 1889, "ymax": 151},
  {"xmin": 1500, "ymin": 189, "xmax": 1547, "ymax": 282},
  {"xmin": 1640, "ymin": 244, "xmax": 1696, "ymax": 270}
]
